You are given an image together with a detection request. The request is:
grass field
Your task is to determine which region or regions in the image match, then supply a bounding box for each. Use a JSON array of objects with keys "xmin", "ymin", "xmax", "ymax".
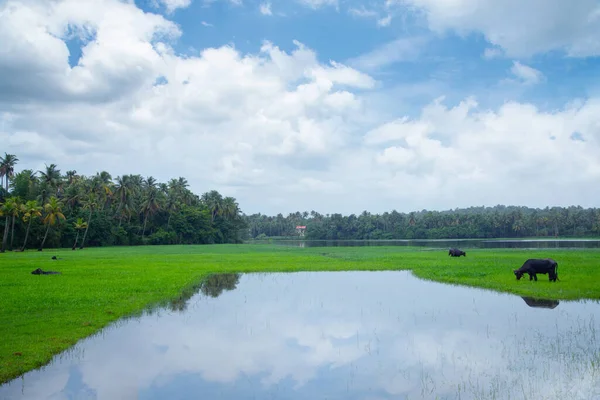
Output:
[{"xmin": 1, "ymin": 244, "xmax": 600, "ymax": 384}]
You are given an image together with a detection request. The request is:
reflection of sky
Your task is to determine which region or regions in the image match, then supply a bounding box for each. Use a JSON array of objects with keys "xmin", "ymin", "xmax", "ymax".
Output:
[{"xmin": 2, "ymin": 271, "xmax": 600, "ymax": 399}]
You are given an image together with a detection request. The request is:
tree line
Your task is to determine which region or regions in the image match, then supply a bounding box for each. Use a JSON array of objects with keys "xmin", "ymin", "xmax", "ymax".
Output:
[
  {"xmin": 3, "ymin": 153, "xmax": 598, "ymax": 250},
  {"xmin": 245, "ymin": 205, "xmax": 600, "ymax": 240},
  {"xmin": 0, "ymin": 154, "xmax": 248, "ymax": 252}
]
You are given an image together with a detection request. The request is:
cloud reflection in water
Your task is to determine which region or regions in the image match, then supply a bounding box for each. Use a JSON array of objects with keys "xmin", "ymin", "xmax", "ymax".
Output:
[{"xmin": 2, "ymin": 271, "xmax": 600, "ymax": 399}]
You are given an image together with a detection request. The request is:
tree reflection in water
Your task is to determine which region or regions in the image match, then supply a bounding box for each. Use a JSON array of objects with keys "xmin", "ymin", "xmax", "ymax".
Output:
[
  {"xmin": 200, "ymin": 273, "xmax": 241, "ymax": 298},
  {"xmin": 169, "ymin": 273, "xmax": 241, "ymax": 312}
]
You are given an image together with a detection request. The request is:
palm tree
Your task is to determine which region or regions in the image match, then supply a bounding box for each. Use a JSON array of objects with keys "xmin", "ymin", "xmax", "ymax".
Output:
[
  {"xmin": 0, "ymin": 201, "xmax": 9, "ymax": 249},
  {"xmin": 201, "ymin": 190, "xmax": 223, "ymax": 223},
  {"xmin": 92, "ymin": 171, "xmax": 113, "ymax": 209},
  {"xmin": 165, "ymin": 192, "xmax": 180, "ymax": 230},
  {"xmin": 38, "ymin": 163, "xmax": 62, "ymax": 198},
  {"xmin": 6, "ymin": 197, "xmax": 21, "ymax": 250},
  {"xmin": 114, "ymin": 175, "xmax": 135, "ymax": 227},
  {"xmin": 38, "ymin": 196, "xmax": 66, "ymax": 251},
  {"xmin": 140, "ymin": 177, "xmax": 160, "ymax": 238},
  {"xmin": 20, "ymin": 200, "xmax": 42, "ymax": 251},
  {"xmin": 79, "ymin": 192, "xmax": 97, "ymax": 249},
  {"xmin": 72, "ymin": 218, "xmax": 88, "ymax": 250},
  {"xmin": 0, "ymin": 153, "xmax": 18, "ymax": 252},
  {"xmin": 65, "ymin": 170, "xmax": 78, "ymax": 185},
  {"xmin": 221, "ymin": 196, "xmax": 240, "ymax": 220}
]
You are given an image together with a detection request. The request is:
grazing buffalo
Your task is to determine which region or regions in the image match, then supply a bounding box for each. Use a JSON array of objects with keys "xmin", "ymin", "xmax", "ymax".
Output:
[
  {"xmin": 448, "ymin": 248, "xmax": 466, "ymax": 257},
  {"xmin": 513, "ymin": 258, "xmax": 559, "ymax": 282},
  {"xmin": 31, "ymin": 268, "xmax": 61, "ymax": 275}
]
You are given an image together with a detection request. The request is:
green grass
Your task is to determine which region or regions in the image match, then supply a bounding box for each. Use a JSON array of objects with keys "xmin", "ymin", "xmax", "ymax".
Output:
[{"xmin": 1, "ymin": 244, "xmax": 599, "ymax": 384}]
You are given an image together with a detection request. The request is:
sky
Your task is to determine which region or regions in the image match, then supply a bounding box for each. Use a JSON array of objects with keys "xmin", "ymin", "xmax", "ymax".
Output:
[{"xmin": 1, "ymin": 0, "xmax": 599, "ymax": 216}]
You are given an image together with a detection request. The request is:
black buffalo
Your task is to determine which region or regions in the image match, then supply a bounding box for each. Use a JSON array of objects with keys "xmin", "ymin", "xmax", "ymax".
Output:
[
  {"xmin": 31, "ymin": 268, "xmax": 61, "ymax": 275},
  {"xmin": 513, "ymin": 258, "xmax": 559, "ymax": 282},
  {"xmin": 448, "ymin": 248, "xmax": 466, "ymax": 257}
]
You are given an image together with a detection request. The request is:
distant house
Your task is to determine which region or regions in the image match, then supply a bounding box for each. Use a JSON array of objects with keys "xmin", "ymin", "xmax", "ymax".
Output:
[{"xmin": 295, "ymin": 225, "xmax": 306, "ymax": 237}]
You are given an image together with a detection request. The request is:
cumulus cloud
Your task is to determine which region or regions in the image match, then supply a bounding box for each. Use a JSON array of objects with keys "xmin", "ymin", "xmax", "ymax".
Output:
[
  {"xmin": 510, "ymin": 61, "xmax": 545, "ymax": 85},
  {"xmin": 297, "ymin": 0, "xmax": 338, "ymax": 9},
  {"xmin": 349, "ymin": 6, "xmax": 378, "ymax": 18},
  {"xmin": 1, "ymin": 0, "xmax": 600, "ymax": 215},
  {"xmin": 391, "ymin": 0, "xmax": 600, "ymax": 57},
  {"xmin": 483, "ymin": 47, "xmax": 504, "ymax": 59},
  {"xmin": 348, "ymin": 6, "xmax": 391, "ymax": 27},
  {"xmin": 376, "ymin": 14, "xmax": 392, "ymax": 27},
  {"xmin": 358, "ymin": 96, "xmax": 600, "ymax": 209},
  {"xmin": 155, "ymin": 0, "xmax": 193, "ymax": 13},
  {"xmin": 259, "ymin": 2, "xmax": 273, "ymax": 15},
  {"xmin": 0, "ymin": 0, "xmax": 180, "ymax": 103},
  {"xmin": 347, "ymin": 37, "xmax": 427, "ymax": 71}
]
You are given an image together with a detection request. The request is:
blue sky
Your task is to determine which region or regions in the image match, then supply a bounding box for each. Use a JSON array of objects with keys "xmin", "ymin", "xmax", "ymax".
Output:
[{"xmin": 1, "ymin": 0, "xmax": 600, "ymax": 214}]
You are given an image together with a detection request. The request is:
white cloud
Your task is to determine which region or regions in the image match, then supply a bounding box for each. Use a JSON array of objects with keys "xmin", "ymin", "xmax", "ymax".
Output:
[
  {"xmin": 376, "ymin": 14, "xmax": 392, "ymax": 27},
  {"xmin": 483, "ymin": 47, "xmax": 504, "ymax": 59},
  {"xmin": 0, "ymin": 0, "xmax": 180, "ymax": 102},
  {"xmin": 297, "ymin": 0, "xmax": 338, "ymax": 10},
  {"xmin": 156, "ymin": 0, "xmax": 193, "ymax": 13},
  {"xmin": 347, "ymin": 37, "xmax": 428, "ymax": 71},
  {"xmin": 357, "ymin": 96, "xmax": 600, "ymax": 210},
  {"xmin": 348, "ymin": 6, "xmax": 378, "ymax": 18},
  {"xmin": 348, "ymin": 6, "xmax": 391, "ymax": 27},
  {"xmin": 392, "ymin": 0, "xmax": 600, "ymax": 57},
  {"xmin": 259, "ymin": 2, "xmax": 273, "ymax": 15},
  {"xmin": 201, "ymin": 20, "xmax": 213, "ymax": 27},
  {"xmin": 510, "ymin": 61, "xmax": 545, "ymax": 85},
  {"xmin": 1, "ymin": 0, "xmax": 600, "ymax": 215}
]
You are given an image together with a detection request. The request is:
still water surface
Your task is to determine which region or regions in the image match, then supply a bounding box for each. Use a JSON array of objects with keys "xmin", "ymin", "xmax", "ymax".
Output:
[
  {"xmin": 262, "ymin": 239, "xmax": 600, "ymax": 249},
  {"xmin": 2, "ymin": 271, "xmax": 600, "ymax": 400}
]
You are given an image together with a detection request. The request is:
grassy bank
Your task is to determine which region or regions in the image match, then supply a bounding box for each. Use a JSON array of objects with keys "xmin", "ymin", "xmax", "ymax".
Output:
[{"xmin": 1, "ymin": 244, "xmax": 599, "ymax": 384}]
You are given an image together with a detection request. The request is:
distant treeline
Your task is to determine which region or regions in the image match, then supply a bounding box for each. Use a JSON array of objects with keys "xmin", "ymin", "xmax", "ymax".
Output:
[
  {"xmin": 3, "ymin": 154, "xmax": 598, "ymax": 251},
  {"xmin": 0, "ymin": 154, "xmax": 247, "ymax": 252},
  {"xmin": 245, "ymin": 205, "xmax": 600, "ymax": 240}
]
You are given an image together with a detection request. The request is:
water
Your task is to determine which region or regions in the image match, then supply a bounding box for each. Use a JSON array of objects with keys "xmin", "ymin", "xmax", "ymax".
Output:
[
  {"xmin": 2, "ymin": 271, "xmax": 600, "ymax": 400},
  {"xmin": 259, "ymin": 239, "xmax": 600, "ymax": 249}
]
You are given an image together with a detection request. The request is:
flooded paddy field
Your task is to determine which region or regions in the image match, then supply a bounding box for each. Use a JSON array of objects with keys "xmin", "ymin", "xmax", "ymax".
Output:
[{"xmin": 2, "ymin": 271, "xmax": 600, "ymax": 400}]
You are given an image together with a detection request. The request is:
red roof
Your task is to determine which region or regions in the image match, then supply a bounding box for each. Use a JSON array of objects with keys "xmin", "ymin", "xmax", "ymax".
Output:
[{"xmin": 295, "ymin": 225, "xmax": 306, "ymax": 229}]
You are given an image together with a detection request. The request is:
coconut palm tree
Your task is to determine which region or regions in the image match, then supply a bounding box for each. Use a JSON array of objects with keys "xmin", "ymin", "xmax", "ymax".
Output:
[
  {"xmin": 0, "ymin": 153, "xmax": 18, "ymax": 192},
  {"xmin": 201, "ymin": 190, "xmax": 223, "ymax": 223},
  {"xmin": 38, "ymin": 196, "xmax": 66, "ymax": 251},
  {"xmin": 38, "ymin": 163, "xmax": 62, "ymax": 198},
  {"xmin": 92, "ymin": 171, "xmax": 113, "ymax": 209},
  {"xmin": 0, "ymin": 201, "xmax": 9, "ymax": 249},
  {"xmin": 0, "ymin": 199, "xmax": 18, "ymax": 249},
  {"xmin": 20, "ymin": 200, "xmax": 42, "ymax": 251},
  {"xmin": 140, "ymin": 177, "xmax": 160, "ymax": 238},
  {"xmin": 6, "ymin": 197, "xmax": 22, "ymax": 250},
  {"xmin": 65, "ymin": 170, "xmax": 78, "ymax": 185},
  {"xmin": 0, "ymin": 153, "xmax": 18, "ymax": 252},
  {"xmin": 221, "ymin": 196, "xmax": 240, "ymax": 220},
  {"xmin": 72, "ymin": 218, "xmax": 88, "ymax": 250},
  {"xmin": 79, "ymin": 192, "xmax": 97, "ymax": 249},
  {"xmin": 114, "ymin": 175, "xmax": 136, "ymax": 227}
]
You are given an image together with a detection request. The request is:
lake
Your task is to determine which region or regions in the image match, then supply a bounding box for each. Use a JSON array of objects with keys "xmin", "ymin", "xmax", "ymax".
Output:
[
  {"xmin": 260, "ymin": 239, "xmax": 600, "ymax": 249},
  {"xmin": 2, "ymin": 271, "xmax": 600, "ymax": 399}
]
